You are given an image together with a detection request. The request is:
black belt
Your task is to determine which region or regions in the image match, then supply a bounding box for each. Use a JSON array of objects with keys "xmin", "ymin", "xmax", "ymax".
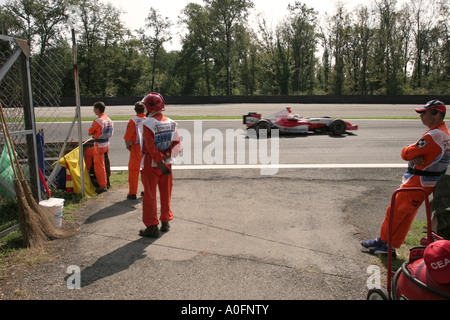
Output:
[
  {"xmin": 95, "ymin": 139, "xmax": 109, "ymax": 143},
  {"xmin": 408, "ymin": 167, "xmax": 447, "ymax": 177}
]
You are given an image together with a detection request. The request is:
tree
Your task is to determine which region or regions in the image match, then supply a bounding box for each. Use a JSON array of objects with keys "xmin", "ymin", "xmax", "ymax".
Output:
[
  {"xmin": 436, "ymin": 0, "xmax": 449, "ymax": 92},
  {"xmin": 179, "ymin": 3, "xmax": 214, "ymax": 95},
  {"xmin": 275, "ymin": 38, "xmax": 290, "ymax": 94},
  {"xmin": 110, "ymin": 38, "xmax": 145, "ymax": 97},
  {"xmin": 4, "ymin": 0, "xmax": 72, "ymax": 102},
  {"xmin": 409, "ymin": 0, "xmax": 441, "ymax": 90},
  {"xmin": 324, "ymin": 3, "xmax": 350, "ymax": 95},
  {"xmin": 5, "ymin": 0, "xmax": 69, "ymax": 53},
  {"xmin": 75, "ymin": 0, "xmax": 127, "ymax": 96},
  {"xmin": 375, "ymin": 0, "xmax": 404, "ymax": 94},
  {"xmin": 396, "ymin": 2, "xmax": 413, "ymax": 88},
  {"xmin": 137, "ymin": 7, "xmax": 172, "ymax": 93},
  {"xmin": 2, "ymin": 0, "xmax": 449, "ymax": 98},
  {"xmin": 0, "ymin": 5, "xmax": 17, "ymax": 37},
  {"xmin": 283, "ymin": 2, "xmax": 318, "ymax": 94},
  {"xmin": 234, "ymin": 25, "xmax": 258, "ymax": 95},
  {"xmin": 204, "ymin": 0, "xmax": 254, "ymax": 96},
  {"xmin": 346, "ymin": 4, "xmax": 375, "ymax": 94},
  {"xmin": 0, "ymin": 7, "xmax": 17, "ymax": 53},
  {"xmin": 5, "ymin": 0, "xmax": 40, "ymax": 47}
]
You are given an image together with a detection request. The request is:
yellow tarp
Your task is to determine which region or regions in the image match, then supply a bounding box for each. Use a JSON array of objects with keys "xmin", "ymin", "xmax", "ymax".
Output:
[{"xmin": 59, "ymin": 146, "xmax": 97, "ymax": 198}]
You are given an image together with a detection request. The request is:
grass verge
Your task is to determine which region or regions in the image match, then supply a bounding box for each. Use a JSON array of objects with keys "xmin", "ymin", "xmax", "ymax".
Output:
[
  {"xmin": 35, "ymin": 115, "xmax": 449, "ymax": 122},
  {"xmin": 35, "ymin": 115, "xmax": 244, "ymax": 122}
]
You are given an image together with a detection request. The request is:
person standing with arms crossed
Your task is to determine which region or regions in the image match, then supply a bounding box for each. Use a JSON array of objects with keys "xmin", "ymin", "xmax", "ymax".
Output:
[
  {"xmin": 85, "ymin": 101, "xmax": 114, "ymax": 194},
  {"xmin": 138, "ymin": 93, "xmax": 180, "ymax": 238},
  {"xmin": 362, "ymin": 100, "xmax": 449, "ymax": 254},
  {"xmin": 123, "ymin": 102, "xmax": 146, "ymax": 200}
]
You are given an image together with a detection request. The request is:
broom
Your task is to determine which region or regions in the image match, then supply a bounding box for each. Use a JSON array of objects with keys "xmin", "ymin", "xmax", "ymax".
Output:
[{"xmin": 0, "ymin": 102, "xmax": 72, "ymax": 249}]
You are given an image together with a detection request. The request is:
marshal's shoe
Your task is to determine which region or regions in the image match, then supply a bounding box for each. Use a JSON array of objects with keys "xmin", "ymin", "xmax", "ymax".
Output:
[
  {"xmin": 161, "ymin": 221, "xmax": 170, "ymax": 232},
  {"xmin": 369, "ymin": 242, "xmax": 396, "ymax": 256},
  {"xmin": 96, "ymin": 187, "xmax": 108, "ymax": 194},
  {"xmin": 139, "ymin": 225, "xmax": 160, "ymax": 238},
  {"xmin": 361, "ymin": 237, "xmax": 384, "ymax": 250},
  {"xmin": 126, "ymin": 194, "xmax": 137, "ymax": 200},
  {"xmin": 362, "ymin": 237, "xmax": 396, "ymax": 256}
]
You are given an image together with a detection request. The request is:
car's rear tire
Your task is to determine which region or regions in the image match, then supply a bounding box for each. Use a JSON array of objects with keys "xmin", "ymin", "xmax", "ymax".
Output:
[{"xmin": 254, "ymin": 120, "xmax": 271, "ymax": 138}]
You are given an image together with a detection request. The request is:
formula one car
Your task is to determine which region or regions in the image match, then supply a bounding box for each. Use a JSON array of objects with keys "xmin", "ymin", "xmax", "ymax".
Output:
[{"xmin": 243, "ymin": 107, "xmax": 358, "ymax": 136}]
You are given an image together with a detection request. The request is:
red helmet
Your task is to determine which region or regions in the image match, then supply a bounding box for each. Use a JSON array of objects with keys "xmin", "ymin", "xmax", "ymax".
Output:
[{"xmin": 142, "ymin": 92, "xmax": 165, "ymax": 113}]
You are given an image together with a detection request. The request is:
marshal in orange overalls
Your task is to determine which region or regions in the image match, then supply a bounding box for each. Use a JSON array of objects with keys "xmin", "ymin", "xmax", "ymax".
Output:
[
  {"xmin": 123, "ymin": 110, "xmax": 146, "ymax": 197},
  {"xmin": 85, "ymin": 103, "xmax": 114, "ymax": 190},
  {"xmin": 380, "ymin": 121, "xmax": 450, "ymax": 248},
  {"xmin": 140, "ymin": 113, "xmax": 180, "ymax": 228}
]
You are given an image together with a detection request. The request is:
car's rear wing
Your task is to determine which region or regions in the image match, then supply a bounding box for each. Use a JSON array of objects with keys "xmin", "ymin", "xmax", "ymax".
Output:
[{"xmin": 243, "ymin": 112, "xmax": 261, "ymax": 125}]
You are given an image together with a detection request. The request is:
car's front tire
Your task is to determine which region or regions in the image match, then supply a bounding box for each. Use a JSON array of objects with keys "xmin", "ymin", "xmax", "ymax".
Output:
[{"xmin": 329, "ymin": 119, "xmax": 346, "ymax": 135}]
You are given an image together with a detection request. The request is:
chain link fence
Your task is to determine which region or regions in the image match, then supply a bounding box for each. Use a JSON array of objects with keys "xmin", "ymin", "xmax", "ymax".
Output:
[{"xmin": 0, "ymin": 35, "xmax": 73, "ymax": 237}]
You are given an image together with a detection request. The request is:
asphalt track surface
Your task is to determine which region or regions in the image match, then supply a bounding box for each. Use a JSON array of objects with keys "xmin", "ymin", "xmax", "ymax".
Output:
[
  {"xmin": 0, "ymin": 103, "xmax": 438, "ymax": 304},
  {"xmin": 36, "ymin": 102, "xmax": 426, "ymax": 168}
]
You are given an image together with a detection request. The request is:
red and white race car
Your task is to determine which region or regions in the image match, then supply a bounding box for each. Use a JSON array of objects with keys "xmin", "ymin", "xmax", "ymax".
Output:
[{"xmin": 243, "ymin": 107, "xmax": 358, "ymax": 136}]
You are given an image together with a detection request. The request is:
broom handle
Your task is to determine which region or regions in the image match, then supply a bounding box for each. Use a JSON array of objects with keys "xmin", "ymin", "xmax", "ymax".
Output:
[
  {"xmin": 0, "ymin": 102, "xmax": 17, "ymax": 179},
  {"xmin": 0, "ymin": 102, "xmax": 24, "ymax": 180}
]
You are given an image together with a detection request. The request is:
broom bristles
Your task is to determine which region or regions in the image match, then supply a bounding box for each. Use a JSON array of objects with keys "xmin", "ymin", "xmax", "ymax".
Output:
[
  {"xmin": 15, "ymin": 179, "xmax": 74, "ymax": 249},
  {"xmin": 15, "ymin": 180, "xmax": 47, "ymax": 248}
]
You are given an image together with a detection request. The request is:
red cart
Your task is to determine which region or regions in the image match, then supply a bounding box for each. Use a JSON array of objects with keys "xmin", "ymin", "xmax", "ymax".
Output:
[{"xmin": 367, "ymin": 187, "xmax": 450, "ymax": 300}]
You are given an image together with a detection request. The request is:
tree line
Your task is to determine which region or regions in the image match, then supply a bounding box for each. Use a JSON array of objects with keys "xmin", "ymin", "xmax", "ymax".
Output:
[{"xmin": 1, "ymin": 0, "xmax": 449, "ymax": 99}]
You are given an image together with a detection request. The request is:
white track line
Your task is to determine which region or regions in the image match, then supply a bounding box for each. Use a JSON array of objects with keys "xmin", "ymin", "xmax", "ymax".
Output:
[{"xmin": 111, "ymin": 163, "xmax": 406, "ymax": 171}]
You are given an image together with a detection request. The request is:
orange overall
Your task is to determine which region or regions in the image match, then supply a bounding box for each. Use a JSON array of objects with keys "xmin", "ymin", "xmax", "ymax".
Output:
[
  {"xmin": 380, "ymin": 122, "xmax": 450, "ymax": 248},
  {"xmin": 123, "ymin": 113, "xmax": 146, "ymax": 196},
  {"xmin": 140, "ymin": 113, "xmax": 180, "ymax": 227},
  {"xmin": 85, "ymin": 113, "xmax": 114, "ymax": 188}
]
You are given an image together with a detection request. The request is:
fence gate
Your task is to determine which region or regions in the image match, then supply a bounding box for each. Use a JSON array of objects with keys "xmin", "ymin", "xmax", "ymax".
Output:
[
  {"xmin": 0, "ymin": 35, "xmax": 68, "ymax": 238},
  {"xmin": 0, "ymin": 35, "xmax": 40, "ymax": 196}
]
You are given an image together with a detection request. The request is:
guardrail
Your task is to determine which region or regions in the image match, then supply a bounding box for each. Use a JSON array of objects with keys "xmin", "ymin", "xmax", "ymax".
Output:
[{"xmin": 59, "ymin": 95, "xmax": 450, "ymax": 106}]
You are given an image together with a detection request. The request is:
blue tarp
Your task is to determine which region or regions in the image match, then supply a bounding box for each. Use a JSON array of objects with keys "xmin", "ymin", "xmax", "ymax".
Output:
[{"xmin": 37, "ymin": 132, "xmax": 47, "ymax": 195}]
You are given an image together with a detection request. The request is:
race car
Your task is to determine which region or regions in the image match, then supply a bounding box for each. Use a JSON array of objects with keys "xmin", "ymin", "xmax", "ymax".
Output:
[{"xmin": 243, "ymin": 107, "xmax": 358, "ymax": 136}]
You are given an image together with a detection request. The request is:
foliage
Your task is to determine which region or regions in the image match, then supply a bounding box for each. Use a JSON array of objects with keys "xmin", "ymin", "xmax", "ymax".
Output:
[{"xmin": 0, "ymin": 0, "xmax": 448, "ymax": 97}]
